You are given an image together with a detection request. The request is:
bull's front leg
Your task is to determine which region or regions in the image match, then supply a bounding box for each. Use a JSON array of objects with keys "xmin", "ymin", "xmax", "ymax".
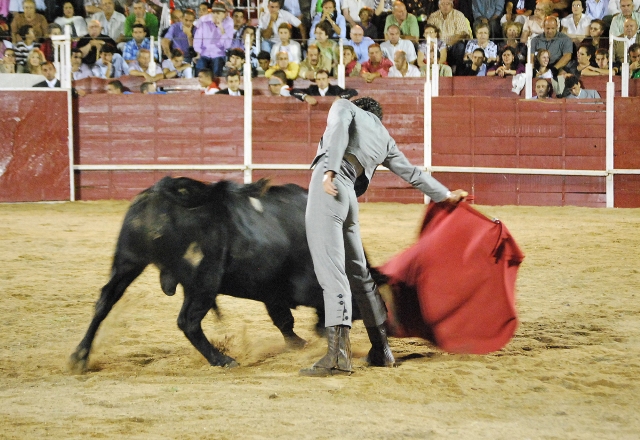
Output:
[{"xmin": 177, "ymin": 289, "xmax": 238, "ymax": 367}]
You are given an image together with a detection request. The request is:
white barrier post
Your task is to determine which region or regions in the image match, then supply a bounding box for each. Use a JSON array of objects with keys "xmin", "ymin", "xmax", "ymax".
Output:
[
  {"xmin": 338, "ymin": 39, "xmax": 345, "ymax": 88},
  {"xmin": 244, "ymin": 33, "xmax": 253, "ymax": 184},
  {"xmin": 431, "ymin": 37, "xmax": 439, "ymax": 96},
  {"xmin": 424, "ymin": 36, "xmax": 433, "ymax": 204},
  {"xmin": 606, "ymin": 80, "xmax": 615, "ymax": 208},
  {"xmin": 149, "ymin": 36, "xmax": 157, "ymax": 76},
  {"xmin": 525, "ymin": 36, "xmax": 533, "ymax": 99}
]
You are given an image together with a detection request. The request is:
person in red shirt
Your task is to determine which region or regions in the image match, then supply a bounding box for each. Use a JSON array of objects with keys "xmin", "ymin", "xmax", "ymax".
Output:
[{"xmin": 360, "ymin": 43, "xmax": 393, "ymax": 83}]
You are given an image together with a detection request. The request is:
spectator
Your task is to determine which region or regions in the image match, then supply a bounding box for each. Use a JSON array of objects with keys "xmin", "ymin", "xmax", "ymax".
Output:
[
  {"xmin": 123, "ymin": 23, "xmax": 152, "ymax": 63},
  {"xmin": 560, "ymin": 0, "xmax": 594, "ymax": 44},
  {"xmin": 381, "ymin": 24, "xmax": 417, "ymax": 63},
  {"xmin": 280, "ymin": 0, "xmax": 309, "ymax": 42},
  {"xmin": 129, "ymin": 47, "xmax": 164, "ymax": 81},
  {"xmin": 259, "ymin": 0, "xmax": 304, "ymax": 53},
  {"xmin": 124, "ymin": 0, "xmax": 159, "ymax": 38},
  {"xmin": 499, "ymin": 21, "xmax": 526, "ymax": 62},
  {"xmin": 487, "ymin": 46, "xmax": 524, "ymax": 76},
  {"xmin": 217, "ymin": 68, "xmax": 244, "ymax": 95},
  {"xmin": 520, "ymin": 0, "xmax": 553, "ymax": 43},
  {"xmin": 564, "ymin": 75, "xmax": 601, "ymax": 98},
  {"xmin": 472, "ymin": 0, "xmax": 504, "ymax": 39},
  {"xmin": 257, "ymin": 49, "xmax": 271, "ymax": 75},
  {"xmin": 346, "ymin": 24, "xmax": 374, "ymax": 62},
  {"xmin": 313, "ymin": 21, "xmax": 340, "ymax": 72},
  {"xmin": 311, "ymin": 0, "xmax": 342, "ymax": 21},
  {"xmin": 533, "ymin": 48, "xmax": 553, "ymax": 78},
  {"xmin": 0, "ymin": 48, "xmax": 17, "ymax": 73},
  {"xmin": 230, "ymin": 8, "xmax": 248, "ymax": 49},
  {"xmin": 501, "ymin": 0, "xmax": 536, "ymax": 26},
  {"xmin": 18, "ymin": 46, "xmax": 44, "ymax": 73},
  {"xmin": 417, "ymin": 24, "xmax": 453, "ymax": 75},
  {"xmin": 361, "ymin": 42, "xmax": 393, "ymax": 81},
  {"xmin": 170, "ymin": 9, "xmax": 184, "ymax": 26},
  {"xmin": 610, "ymin": 0, "xmax": 640, "ymax": 36},
  {"xmin": 162, "ymin": 8, "xmax": 196, "ymax": 63},
  {"xmin": 270, "ymin": 23, "xmax": 302, "ymax": 63},
  {"xmin": 107, "ymin": 80, "xmax": 129, "ymax": 93},
  {"xmin": 10, "ymin": 0, "xmax": 48, "ymax": 44},
  {"xmin": 92, "ymin": 43, "xmax": 130, "ymax": 77},
  {"xmin": 582, "ymin": 19, "xmax": 608, "ymax": 50},
  {"xmin": 342, "ymin": 44, "xmax": 362, "ymax": 75},
  {"xmin": 531, "ymin": 77, "xmax": 553, "ymax": 98},
  {"xmin": 342, "ymin": 0, "xmax": 375, "ymax": 30},
  {"xmin": 91, "ymin": 0, "xmax": 126, "ymax": 44},
  {"xmin": 198, "ymin": 67, "xmax": 220, "ymax": 94},
  {"xmin": 140, "ymin": 81, "xmax": 166, "ymax": 94},
  {"xmin": 14, "ymin": 25, "xmax": 38, "ymax": 67},
  {"xmin": 221, "ymin": 47, "xmax": 244, "ymax": 77},
  {"xmin": 291, "ymin": 68, "xmax": 358, "ymax": 104},
  {"xmin": 607, "ymin": 0, "xmax": 640, "ymax": 19},
  {"xmin": 358, "ymin": 6, "xmax": 379, "ymax": 40},
  {"xmin": 265, "ymin": 49, "xmax": 300, "ymax": 79},
  {"xmin": 298, "ymin": 42, "xmax": 333, "ymax": 79},
  {"xmin": 194, "ymin": 2, "xmax": 233, "ymax": 76},
  {"xmin": 464, "ymin": 21, "xmax": 498, "ymax": 64},
  {"xmin": 630, "ymin": 43, "xmax": 640, "ymax": 77},
  {"xmin": 614, "ymin": 18, "xmax": 640, "ymax": 62},
  {"xmin": 418, "ymin": 23, "xmax": 447, "ymax": 67},
  {"xmin": 70, "ymin": 48, "xmax": 93, "ymax": 79},
  {"xmin": 592, "ymin": 48, "xmax": 616, "ymax": 75},
  {"xmin": 388, "ymin": 49, "xmax": 420, "ymax": 76},
  {"xmin": 310, "ymin": 0, "xmax": 346, "ymax": 40},
  {"xmin": 36, "ymin": 23, "xmax": 59, "ymax": 63},
  {"xmin": 427, "ymin": 0, "xmax": 472, "ymax": 73},
  {"xmin": 385, "ymin": 1, "xmax": 419, "ymax": 42},
  {"xmin": 457, "ymin": 47, "xmax": 487, "ymax": 75},
  {"xmin": 197, "ymin": 2, "xmax": 210, "ymax": 18},
  {"xmin": 33, "ymin": 61, "xmax": 60, "ymax": 87},
  {"xmin": 530, "ymin": 16, "xmax": 574, "ymax": 75},
  {"xmin": 162, "ymin": 48, "xmax": 193, "ymax": 78},
  {"xmin": 55, "ymin": 2, "xmax": 88, "ymax": 38},
  {"xmin": 77, "ymin": 20, "xmax": 118, "ymax": 65},
  {"xmin": 586, "ymin": 0, "xmax": 609, "ymax": 20},
  {"xmin": 267, "ymin": 69, "xmax": 292, "ymax": 96},
  {"xmin": 571, "ymin": 43, "xmax": 601, "ymax": 75},
  {"xmin": 374, "ymin": 0, "xmax": 394, "ymax": 40}
]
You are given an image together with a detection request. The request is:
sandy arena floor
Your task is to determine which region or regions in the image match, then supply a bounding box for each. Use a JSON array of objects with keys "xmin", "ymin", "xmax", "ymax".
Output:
[{"xmin": 1, "ymin": 200, "xmax": 639, "ymax": 439}]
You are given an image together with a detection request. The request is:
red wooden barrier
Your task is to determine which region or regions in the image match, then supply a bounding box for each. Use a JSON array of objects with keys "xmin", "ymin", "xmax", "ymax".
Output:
[{"xmin": 0, "ymin": 90, "xmax": 70, "ymax": 202}]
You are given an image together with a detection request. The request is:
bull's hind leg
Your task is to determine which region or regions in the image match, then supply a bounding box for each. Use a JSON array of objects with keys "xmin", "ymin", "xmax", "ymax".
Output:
[
  {"xmin": 177, "ymin": 290, "xmax": 238, "ymax": 367},
  {"xmin": 264, "ymin": 301, "xmax": 307, "ymax": 349},
  {"xmin": 69, "ymin": 260, "xmax": 146, "ymax": 373}
]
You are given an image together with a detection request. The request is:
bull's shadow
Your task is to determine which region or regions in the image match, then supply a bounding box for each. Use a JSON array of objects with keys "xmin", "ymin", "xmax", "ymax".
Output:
[{"xmin": 70, "ymin": 176, "xmax": 362, "ymax": 371}]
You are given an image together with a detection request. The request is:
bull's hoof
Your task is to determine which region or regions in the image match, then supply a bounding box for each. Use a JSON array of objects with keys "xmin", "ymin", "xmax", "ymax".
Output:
[
  {"xmin": 211, "ymin": 355, "xmax": 239, "ymax": 368},
  {"xmin": 225, "ymin": 360, "xmax": 240, "ymax": 369},
  {"xmin": 285, "ymin": 335, "xmax": 307, "ymax": 350},
  {"xmin": 68, "ymin": 350, "xmax": 89, "ymax": 374}
]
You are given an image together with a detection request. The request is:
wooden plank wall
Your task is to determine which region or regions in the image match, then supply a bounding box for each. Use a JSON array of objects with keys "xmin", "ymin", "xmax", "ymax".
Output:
[
  {"xmin": 73, "ymin": 92, "xmax": 637, "ymax": 207},
  {"xmin": 0, "ymin": 90, "xmax": 70, "ymax": 202}
]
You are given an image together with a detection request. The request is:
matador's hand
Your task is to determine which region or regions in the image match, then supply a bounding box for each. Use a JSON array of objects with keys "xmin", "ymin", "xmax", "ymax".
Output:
[
  {"xmin": 444, "ymin": 189, "xmax": 468, "ymax": 204},
  {"xmin": 323, "ymin": 171, "xmax": 337, "ymax": 196}
]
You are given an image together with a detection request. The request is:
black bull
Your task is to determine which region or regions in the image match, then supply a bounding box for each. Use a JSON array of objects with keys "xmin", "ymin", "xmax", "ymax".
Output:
[{"xmin": 70, "ymin": 176, "xmax": 367, "ymax": 371}]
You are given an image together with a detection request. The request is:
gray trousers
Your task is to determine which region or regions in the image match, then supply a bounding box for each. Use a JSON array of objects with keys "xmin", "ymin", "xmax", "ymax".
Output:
[{"xmin": 305, "ymin": 163, "xmax": 388, "ymax": 328}]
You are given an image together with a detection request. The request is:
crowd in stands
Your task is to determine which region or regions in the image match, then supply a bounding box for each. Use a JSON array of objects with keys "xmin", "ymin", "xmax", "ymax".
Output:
[{"xmin": 1, "ymin": 0, "xmax": 639, "ymax": 97}]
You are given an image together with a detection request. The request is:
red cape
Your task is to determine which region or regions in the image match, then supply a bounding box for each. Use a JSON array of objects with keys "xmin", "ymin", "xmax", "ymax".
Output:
[{"xmin": 379, "ymin": 202, "xmax": 524, "ymax": 354}]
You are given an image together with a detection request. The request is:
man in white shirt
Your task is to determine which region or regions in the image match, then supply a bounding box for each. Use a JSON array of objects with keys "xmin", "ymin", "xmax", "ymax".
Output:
[
  {"xmin": 92, "ymin": 0, "xmax": 126, "ymax": 43},
  {"xmin": 380, "ymin": 24, "xmax": 417, "ymax": 63},
  {"xmin": 388, "ymin": 49, "xmax": 420, "ymax": 76},
  {"xmin": 586, "ymin": 0, "xmax": 610, "ymax": 19},
  {"xmin": 259, "ymin": 0, "xmax": 305, "ymax": 53}
]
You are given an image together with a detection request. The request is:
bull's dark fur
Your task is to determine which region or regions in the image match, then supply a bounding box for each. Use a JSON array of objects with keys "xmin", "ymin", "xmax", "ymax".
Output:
[{"xmin": 70, "ymin": 176, "xmax": 329, "ymax": 370}]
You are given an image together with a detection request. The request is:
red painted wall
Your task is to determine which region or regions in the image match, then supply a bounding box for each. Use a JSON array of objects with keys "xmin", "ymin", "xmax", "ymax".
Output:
[{"xmin": 0, "ymin": 91, "xmax": 70, "ymax": 202}]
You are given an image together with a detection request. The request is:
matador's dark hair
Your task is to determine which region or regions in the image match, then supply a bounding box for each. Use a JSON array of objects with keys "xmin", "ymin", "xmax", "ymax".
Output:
[{"xmin": 352, "ymin": 97, "xmax": 383, "ymax": 120}]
